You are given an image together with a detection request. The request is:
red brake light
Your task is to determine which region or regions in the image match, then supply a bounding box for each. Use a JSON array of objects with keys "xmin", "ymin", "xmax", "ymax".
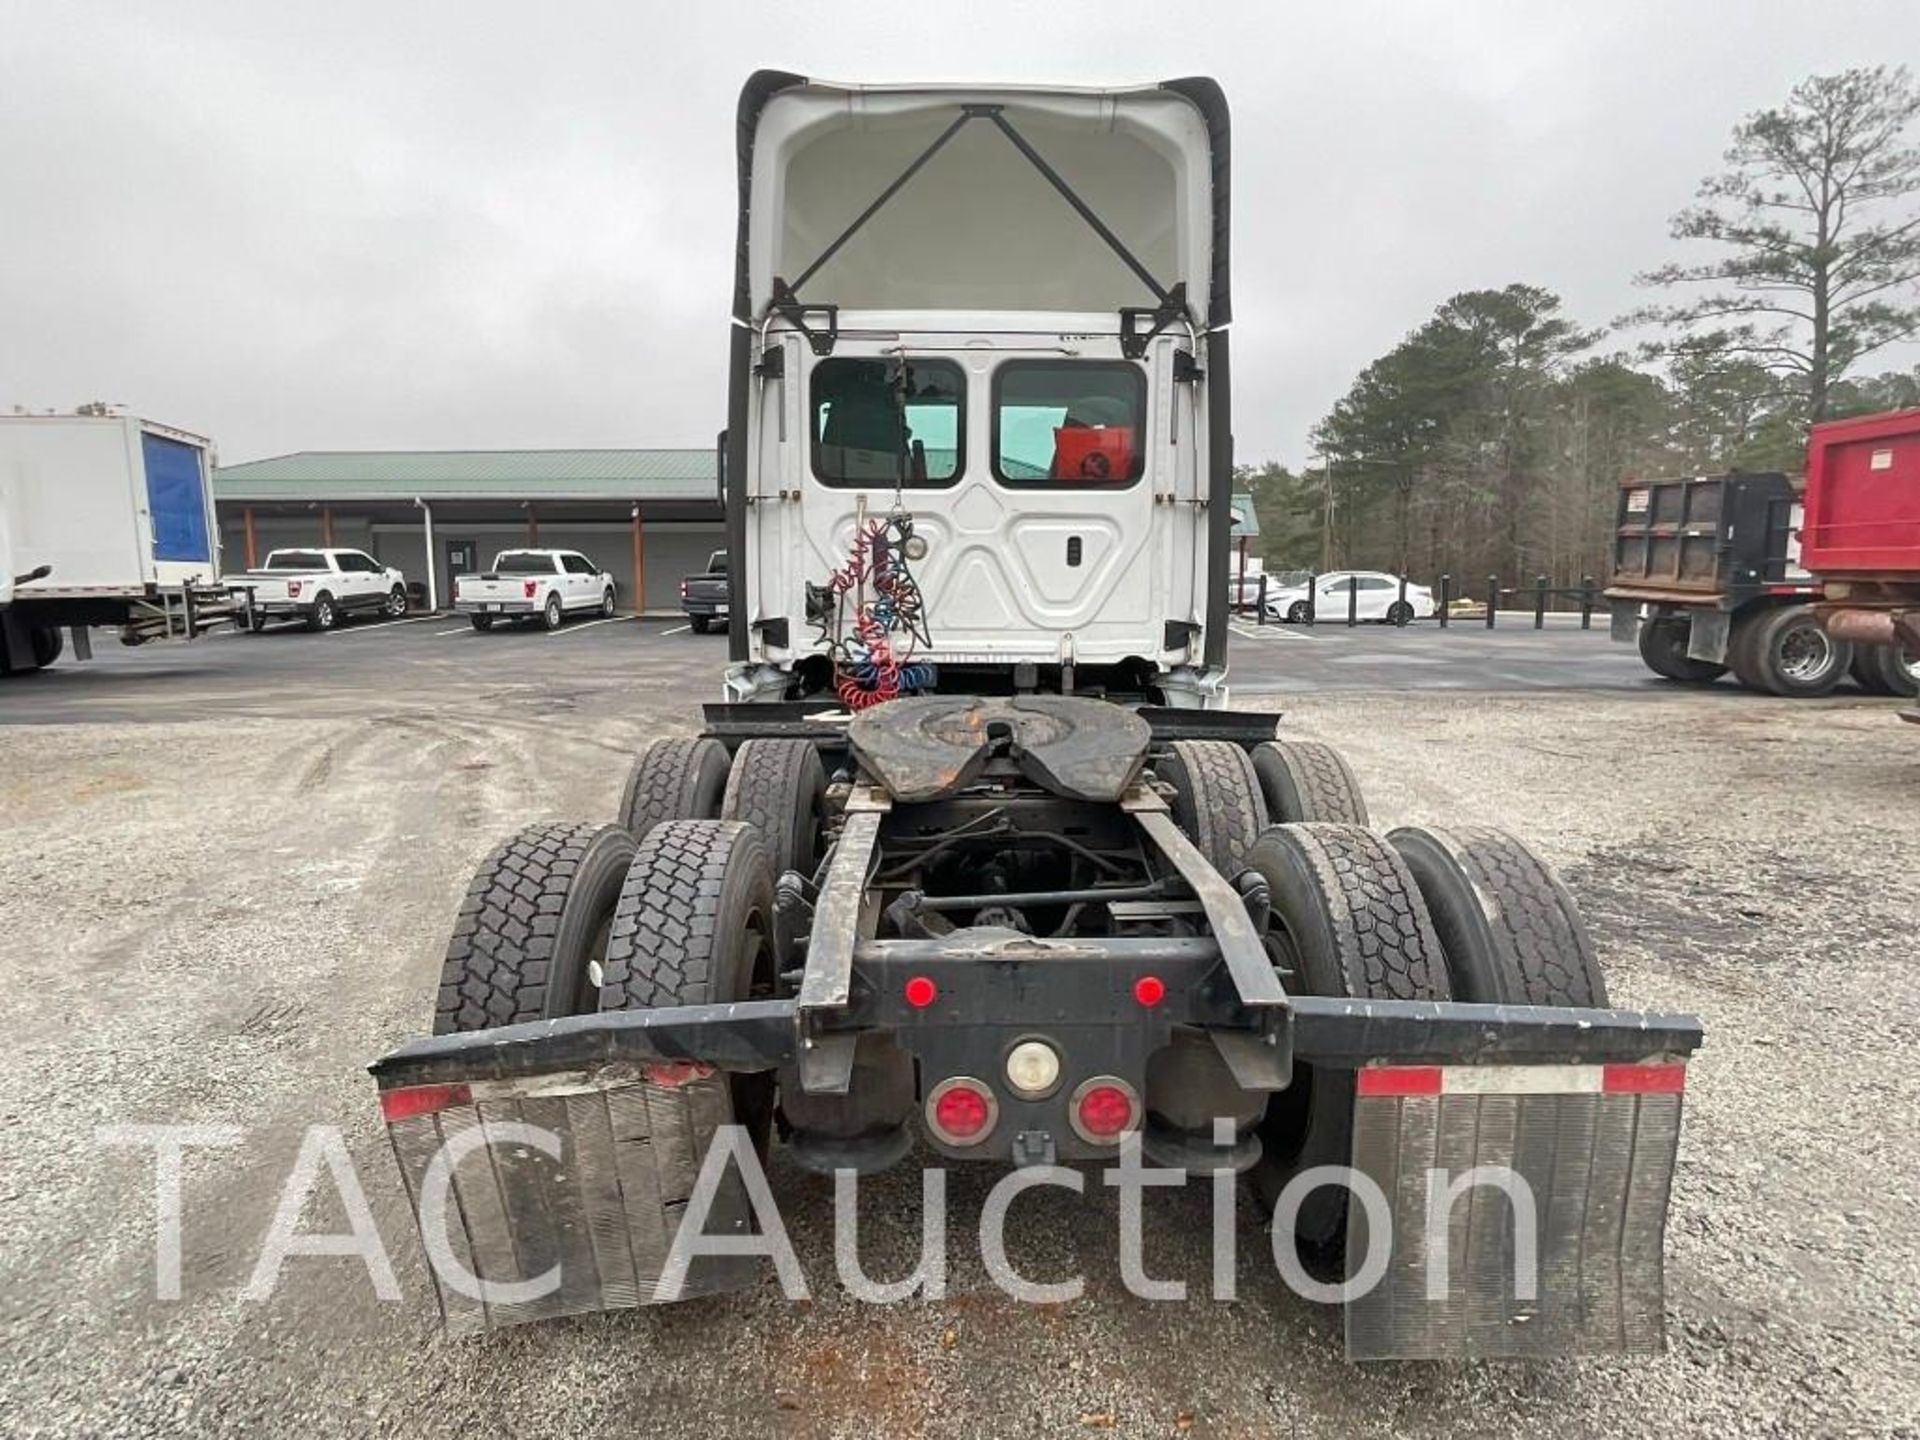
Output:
[
  {"xmin": 926, "ymin": 1077, "xmax": 996, "ymax": 1146},
  {"xmin": 1071, "ymin": 1078, "xmax": 1139, "ymax": 1143},
  {"xmin": 933, "ymin": 1085, "xmax": 991, "ymax": 1141},
  {"xmin": 379, "ymin": 1082, "xmax": 472, "ymax": 1122},
  {"xmin": 523, "ymin": 580, "xmax": 537, "ymax": 599},
  {"xmin": 1133, "ymin": 975, "xmax": 1166, "ymax": 1008},
  {"xmin": 904, "ymin": 975, "xmax": 938, "ymax": 1009}
]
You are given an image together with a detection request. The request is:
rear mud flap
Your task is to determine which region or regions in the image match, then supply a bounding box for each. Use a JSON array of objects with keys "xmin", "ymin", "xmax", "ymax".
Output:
[
  {"xmin": 385, "ymin": 1070, "xmax": 758, "ymax": 1336},
  {"xmin": 1343, "ymin": 1076, "xmax": 1683, "ymax": 1360}
]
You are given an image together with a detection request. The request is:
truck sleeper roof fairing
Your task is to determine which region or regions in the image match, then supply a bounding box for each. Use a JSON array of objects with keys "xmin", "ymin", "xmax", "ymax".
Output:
[
  {"xmin": 724, "ymin": 72, "xmax": 1234, "ymax": 675},
  {"xmin": 732, "ymin": 74, "xmax": 1231, "ymax": 328}
]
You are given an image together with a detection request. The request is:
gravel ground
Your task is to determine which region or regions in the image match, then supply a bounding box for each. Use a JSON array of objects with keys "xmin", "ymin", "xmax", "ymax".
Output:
[{"xmin": 1, "ymin": 684, "xmax": 1916, "ymax": 1438}]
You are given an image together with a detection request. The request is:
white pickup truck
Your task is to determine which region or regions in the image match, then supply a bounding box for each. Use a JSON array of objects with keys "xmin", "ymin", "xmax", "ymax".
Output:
[
  {"xmin": 453, "ymin": 549, "xmax": 617, "ymax": 631},
  {"xmin": 227, "ymin": 548, "xmax": 409, "ymax": 632}
]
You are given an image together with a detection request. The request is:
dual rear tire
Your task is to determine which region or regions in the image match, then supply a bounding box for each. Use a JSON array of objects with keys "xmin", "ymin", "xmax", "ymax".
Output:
[
  {"xmin": 616, "ymin": 733, "xmax": 826, "ymax": 880},
  {"xmin": 1157, "ymin": 737, "xmax": 1375, "ymax": 877},
  {"xmin": 1638, "ymin": 616, "xmax": 1728, "ymax": 684},
  {"xmin": 1729, "ymin": 605, "xmax": 1852, "ymax": 697},
  {"xmin": 1207, "ymin": 741, "xmax": 1606, "ymax": 1270},
  {"xmin": 1851, "ymin": 642, "xmax": 1920, "ymax": 697},
  {"xmin": 433, "ymin": 812, "xmax": 779, "ymax": 1298}
]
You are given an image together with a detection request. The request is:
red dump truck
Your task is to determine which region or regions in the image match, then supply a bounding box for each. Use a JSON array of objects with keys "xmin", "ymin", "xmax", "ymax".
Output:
[
  {"xmin": 1607, "ymin": 410, "xmax": 1920, "ymax": 704},
  {"xmin": 1801, "ymin": 409, "xmax": 1920, "ymax": 724}
]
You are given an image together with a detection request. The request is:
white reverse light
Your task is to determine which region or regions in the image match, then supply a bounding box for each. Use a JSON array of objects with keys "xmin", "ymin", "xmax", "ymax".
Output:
[{"xmin": 1005, "ymin": 1040, "xmax": 1062, "ymax": 1098}]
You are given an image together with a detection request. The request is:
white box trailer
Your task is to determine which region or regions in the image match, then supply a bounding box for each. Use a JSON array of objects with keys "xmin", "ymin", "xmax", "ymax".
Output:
[{"xmin": 0, "ymin": 414, "xmax": 228, "ymax": 672}]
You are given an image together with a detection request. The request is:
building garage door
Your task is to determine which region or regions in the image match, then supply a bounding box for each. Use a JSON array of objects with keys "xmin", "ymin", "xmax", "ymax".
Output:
[{"xmin": 642, "ymin": 526, "xmax": 724, "ymax": 611}]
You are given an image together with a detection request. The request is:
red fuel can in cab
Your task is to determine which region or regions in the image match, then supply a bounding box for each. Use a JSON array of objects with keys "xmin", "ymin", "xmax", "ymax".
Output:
[{"xmin": 1051, "ymin": 426, "xmax": 1135, "ymax": 482}]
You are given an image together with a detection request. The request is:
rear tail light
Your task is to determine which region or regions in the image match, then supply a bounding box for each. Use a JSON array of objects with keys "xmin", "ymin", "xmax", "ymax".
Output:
[
  {"xmin": 523, "ymin": 580, "xmax": 538, "ymax": 599},
  {"xmin": 1069, "ymin": 1076, "xmax": 1140, "ymax": 1145},
  {"xmin": 287, "ymin": 580, "xmax": 302, "ymax": 598},
  {"xmin": 926, "ymin": 1076, "xmax": 997, "ymax": 1146},
  {"xmin": 679, "ymin": 581, "xmax": 689, "ymax": 598}
]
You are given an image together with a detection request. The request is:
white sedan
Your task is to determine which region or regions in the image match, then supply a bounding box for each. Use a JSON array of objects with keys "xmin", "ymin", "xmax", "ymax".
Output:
[{"xmin": 1264, "ymin": 570, "xmax": 1436, "ymax": 625}]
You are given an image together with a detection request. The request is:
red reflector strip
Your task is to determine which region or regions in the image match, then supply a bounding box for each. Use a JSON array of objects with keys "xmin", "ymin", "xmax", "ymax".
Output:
[
  {"xmin": 378, "ymin": 1082, "xmax": 472, "ymax": 1122},
  {"xmin": 643, "ymin": 1060, "xmax": 715, "ymax": 1089},
  {"xmin": 1356, "ymin": 1065, "xmax": 1443, "ymax": 1097},
  {"xmin": 1357, "ymin": 1062, "xmax": 1687, "ymax": 1097},
  {"xmin": 1602, "ymin": 1062, "xmax": 1687, "ymax": 1094}
]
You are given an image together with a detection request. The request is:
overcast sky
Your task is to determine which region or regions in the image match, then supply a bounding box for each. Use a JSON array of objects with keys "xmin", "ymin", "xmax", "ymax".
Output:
[{"xmin": 2, "ymin": 0, "xmax": 1915, "ymax": 468}]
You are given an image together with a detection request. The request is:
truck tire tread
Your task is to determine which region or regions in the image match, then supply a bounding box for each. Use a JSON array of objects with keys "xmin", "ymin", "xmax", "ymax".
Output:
[
  {"xmin": 618, "ymin": 736, "xmax": 730, "ymax": 842},
  {"xmin": 433, "ymin": 821, "xmax": 636, "ymax": 1034},
  {"xmin": 597, "ymin": 819, "xmax": 773, "ymax": 1293},
  {"xmin": 599, "ymin": 819, "xmax": 771, "ymax": 1011},
  {"xmin": 1247, "ymin": 823, "xmax": 1447, "ymax": 1245},
  {"xmin": 1162, "ymin": 739, "xmax": 1269, "ymax": 878},
  {"xmin": 1260, "ymin": 822, "xmax": 1450, "ymax": 1001},
  {"xmin": 1388, "ymin": 824, "xmax": 1607, "ymax": 1007},
  {"xmin": 1251, "ymin": 740, "xmax": 1369, "ymax": 825},
  {"xmin": 720, "ymin": 738, "xmax": 826, "ymax": 880}
]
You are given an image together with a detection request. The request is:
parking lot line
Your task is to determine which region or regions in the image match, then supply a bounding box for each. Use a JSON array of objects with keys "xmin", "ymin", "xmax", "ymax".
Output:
[
  {"xmin": 1231, "ymin": 622, "xmax": 1305, "ymax": 642},
  {"xmin": 552, "ymin": 615, "xmax": 631, "ymax": 636},
  {"xmin": 330, "ymin": 613, "xmax": 445, "ymax": 636},
  {"xmin": 661, "ymin": 624, "xmax": 691, "ymax": 635},
  {"xmin": 433, "ymin": 623, "xmax": 476, "ymax": 636}
]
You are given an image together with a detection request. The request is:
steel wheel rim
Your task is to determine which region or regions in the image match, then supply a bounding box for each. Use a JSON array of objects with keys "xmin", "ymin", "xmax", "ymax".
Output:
[{"xmin": 1778, "ymin": 625, "xmax": 1833, "ymax": 683}]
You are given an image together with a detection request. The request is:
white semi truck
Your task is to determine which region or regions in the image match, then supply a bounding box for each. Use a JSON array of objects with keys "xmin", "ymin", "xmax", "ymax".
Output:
[
  {"xmin": 0, "ymin": 413, "xmax": 227, "ymax": 674},
  {"xmin": 371, "ymin": 74, "xmax": 1702, "ymax": 1363}
]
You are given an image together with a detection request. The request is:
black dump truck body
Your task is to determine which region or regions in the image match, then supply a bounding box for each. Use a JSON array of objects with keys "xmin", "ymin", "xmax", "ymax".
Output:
[
  {"xmin": 1606, "ymin": 471, "xmax": 1807, "ymax": 612},
  {"xmin": 1605, "ymin": 470, "xmax": 1914, "ymax": 697}
]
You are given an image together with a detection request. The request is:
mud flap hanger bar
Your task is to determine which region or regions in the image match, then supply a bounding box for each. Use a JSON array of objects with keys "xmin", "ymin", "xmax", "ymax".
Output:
[
  {"xmin": 772, "ymin": 103, "xmax": 1188, "ymax": 357},
  {"xmin": 367, "ymin": 994, "xmax": 1700, "ymax": 1091}
]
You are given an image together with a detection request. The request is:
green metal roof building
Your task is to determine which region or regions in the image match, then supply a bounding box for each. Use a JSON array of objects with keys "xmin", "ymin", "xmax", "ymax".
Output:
[{"xmin": 212, "ymin": 448, "xmax": 723, "ymax": 613}]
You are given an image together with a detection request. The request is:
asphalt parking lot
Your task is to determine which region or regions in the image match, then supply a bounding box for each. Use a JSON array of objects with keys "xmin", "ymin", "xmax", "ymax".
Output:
[
  {"xmin": 2, "ymin": 614, "xmax": 1917, "ymax": 1438},
  {"xmin": 5, "ymin": 608, "xmax": 1710, "ymax": 727}
]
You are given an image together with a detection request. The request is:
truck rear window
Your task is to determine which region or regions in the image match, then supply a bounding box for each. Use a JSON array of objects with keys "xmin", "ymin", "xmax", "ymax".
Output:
[
  {"xmin": 265, "ymin": 551, "xmax": 328, "ymax": 570},
  {"xmin": 993, "ymin": 361, "xmax": 1146, "ymax": 488},
  {"xmin": 811, "ymin": 357, "xmax": 964, "ymax": 488},
  {"xmin": 493, "ymin": 553, "xmax": 555, "ymax": 574}
]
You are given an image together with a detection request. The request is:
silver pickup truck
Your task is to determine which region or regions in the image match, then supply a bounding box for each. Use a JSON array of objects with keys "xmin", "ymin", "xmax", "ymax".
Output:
[{"xmin": 453, "ymin": 549, "xmax": 616, "ymax": 631}]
